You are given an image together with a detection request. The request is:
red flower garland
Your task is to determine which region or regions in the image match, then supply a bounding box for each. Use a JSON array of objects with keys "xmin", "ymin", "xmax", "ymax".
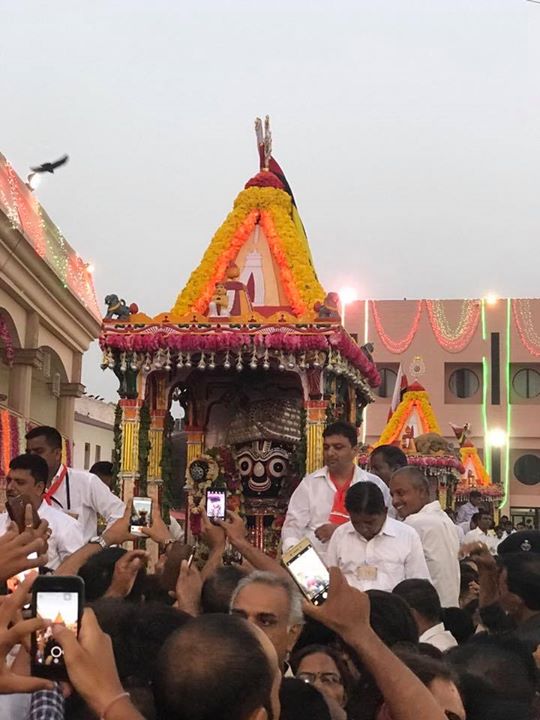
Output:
[
  {"xmin": 425, "ymin": 300, "xmax": 480, "ymax": 353},
  {"xmin": 371, "ymin": 300, "xmax": 423, "ymax": 354},
  {"xmin": 0, "ymin": 315, "xmax": 15, "ymax": 365}
]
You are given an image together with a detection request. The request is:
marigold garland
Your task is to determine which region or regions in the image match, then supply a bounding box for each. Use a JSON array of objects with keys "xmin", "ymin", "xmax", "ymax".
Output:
[
  {"xmin": 459, "ymin": 446, "xmax": 490, "ymax": 486},
  {"xmin": 512, "ymin": 299, "xmax": 540, "ymax": 357},
  {"xmin": 425, "ymin": 300, "xmax": 480, "ymax": 353},
  {"xmin": 371, "ymin": 300, "xmax": 423, "ymax": 354},
  {"xmin": 171, "ymin": 186, "xmax": 325, "ymax": 318},
  {"xmin": 377, "ymin": 391, "xmax": 442, "ymax": 446}
]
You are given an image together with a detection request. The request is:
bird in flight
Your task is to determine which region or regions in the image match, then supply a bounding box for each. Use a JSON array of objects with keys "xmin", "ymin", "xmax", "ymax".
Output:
[{"xmin": 30, "ymin": 154, "xmax": 69, "ymax": 174}]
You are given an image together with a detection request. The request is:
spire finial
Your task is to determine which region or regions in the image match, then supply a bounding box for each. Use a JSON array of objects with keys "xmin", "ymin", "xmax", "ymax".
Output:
[{"xmin": 255, "ymin": 115, "xmax": 272, "ymax": 171}]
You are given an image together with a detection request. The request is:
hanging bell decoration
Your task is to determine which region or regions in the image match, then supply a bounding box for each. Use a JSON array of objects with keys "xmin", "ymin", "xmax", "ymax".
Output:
[
  {"xmin": 198, "ymin": 353, "xmax": 206, "ymax": 370},
  {"xmin": 185, "ymin": 352, "xmax": 192, "ymax": 368},
  {"xmin": 143, "ymin": 353, "xmax": 152, "ymax": 373},
  {"xmin": 262, "ymin": 348, "xmax": 270, "ymax": 370},
  {"xmin": 119, "ymin": 352, "xmax": 127, "ymax": 373},
  {"xmin": 208, "ymin": 352, "xmax": 216, "ymax": 370},
  {"xmin": 278, "ymin": 351, "xmax": 286, "ymax": 371},
  {"xmin": 223, "ymin": 350, "xmax": 231, "ymax": 370},
  {"xmin": 130, "ymin": 352, "xmax": 139, "ymax": 371},
  {"xmin": 107, "ymin": 349, "xmax": 116, "ymax": 368},
  {"xmin": 164, "ymin": 348, "xmax": 172, "ymax": 372},
  {"xmin": 176, "ymin": 352, "xmax": 184, "ymax": 369},
  {"xmin": 236, "ymin": 351, "xmax": 243, "ymax": 372},
  {"xmin": 101, "ymin": 350, "xmax": 109, "ymax": 369}
]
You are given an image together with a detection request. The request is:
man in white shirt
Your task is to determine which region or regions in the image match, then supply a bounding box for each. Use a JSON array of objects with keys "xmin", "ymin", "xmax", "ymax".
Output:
[
  {"xmin": 393, "ymin": 579, "xmax": 457, "ymax": 652},
  {"xmin": 455, "ymin": 490, "xmax": 483, "ymax": 525},
  {"xmin": 326, "ymin": 481, "xmax": 430, "ymax": 592},
  {"xmin": 26, "ymin": 425, "xmax": 125, "ymax": 543},
  {"xmin": 2, "ymin": 454, "xmax": 83, "ymax": 570},
  {"xmin": 462, "ymin": 510, "xmax": 500, "ymax": 555},
  {"xmin": 390, "ymin": 466, "xmax": 460, "ymax": 607},
  {"xmin": 281, "ymin": 421, "xmax": 391, "ymax": 560}
]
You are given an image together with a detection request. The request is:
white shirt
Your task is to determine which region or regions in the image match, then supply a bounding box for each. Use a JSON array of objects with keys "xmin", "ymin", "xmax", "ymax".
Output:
[
  {"xmin": 462, "ymin": 526, "xmax": 500, "ymax": 555},
  {"xmin": 326, "ymin": 517, "xmax": 431, "ymax": 592},
  {"xmin": 456, "ymin": 501, "xmax": 479, "ymax": 525},
  {"xmin": 454, "ymin": 523, "xmax": 465, "ymax": 545},
  {"xmin": 419, "ymin": 622, "xmax": 458, "ymax": 652},
  {"xmin": 48, "ymin": 465, "xmax": 125, "ymax": 543},
  {"xmin": 404, "ymin": 501, "xmax": 460, "ymax": 608},
  {"xmin": 281, "ymin": 466, "xmax": 392, "ymax": 560},
  {"xmin": 0, "ymin": 501, "xmax": 84, "ymax": 570}
]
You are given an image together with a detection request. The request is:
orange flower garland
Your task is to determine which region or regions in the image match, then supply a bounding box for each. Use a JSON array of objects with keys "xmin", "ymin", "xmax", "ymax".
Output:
[
  {"xmin": 377, "ymin": 391, "xmax": 442, "ymax": 446},
  {"xmin": 459, "ymin": 446, "xmax": 490, "ymax": 486}
]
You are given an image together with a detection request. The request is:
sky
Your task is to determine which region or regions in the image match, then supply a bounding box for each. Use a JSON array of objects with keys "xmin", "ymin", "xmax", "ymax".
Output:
[{"xmin": 2, "ymin": 0, "xmax": 539, "ymax": 400}]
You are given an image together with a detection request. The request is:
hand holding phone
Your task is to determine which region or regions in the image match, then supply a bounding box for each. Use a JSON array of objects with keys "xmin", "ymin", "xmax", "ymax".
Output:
[
  {"xmin": 130, "ymin": 497, "xmax": 153, "ymax": 536},
  {"xmin": 282, "ymin": 538, "xmax": 330, "ymax": 606},
  {"xmin": 205, "ymin": 489, "xmax": 226, "ymax": 522},
  {"xmin": 31, "ymin": 575, "xmax": 84, "ymax": 680}
]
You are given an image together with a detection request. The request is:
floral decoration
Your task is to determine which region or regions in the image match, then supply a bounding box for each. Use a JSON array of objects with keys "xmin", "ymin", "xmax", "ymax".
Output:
[
  {"xmin": 0, "ymin": 315, "xmax": 15, "ymax": 365},
  {"xmin": 371, "ymin": 300, "xmax": 423, "ymax": 354},
  {"xmin": 512, "ymin": 299, "xmax": 540, "ymax": 357},
  {"xmin": 377, "ymin": 390, "xmax": 442, "ymax": 446},
  {"xmin": 425, "ymin": 300, "xmax": 480, "ymax": 353}
]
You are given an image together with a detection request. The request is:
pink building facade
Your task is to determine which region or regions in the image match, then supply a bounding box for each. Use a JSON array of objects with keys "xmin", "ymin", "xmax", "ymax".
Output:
[{"xmin": 345, "ymin": 298, "xmax": 540, "ymax": 528}]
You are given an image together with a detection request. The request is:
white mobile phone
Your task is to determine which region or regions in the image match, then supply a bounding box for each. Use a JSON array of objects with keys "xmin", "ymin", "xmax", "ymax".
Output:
[
  {"xmin": 130, "ymin": 497, "xmax": 153, "ymax": 535},
  {"xmin": 282, "ymin": 538, "xmax": 330, "ymax": 606}
]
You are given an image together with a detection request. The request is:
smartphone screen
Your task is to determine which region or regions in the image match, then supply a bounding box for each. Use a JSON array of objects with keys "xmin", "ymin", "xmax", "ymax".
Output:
[
  {"xmin": 206, "ymin": 489, "xmax": 226, "ymax": 521},
  {"xmin": 130, "ymin": 497, "xmax": 153, "ymax": 535},
  {"xmin": 284, "ymin": 542, "xmax": 330, "ymax": 605},
  {"xmin": 32, "ymin": 577, "xmax": 83, "ymax": 679}
]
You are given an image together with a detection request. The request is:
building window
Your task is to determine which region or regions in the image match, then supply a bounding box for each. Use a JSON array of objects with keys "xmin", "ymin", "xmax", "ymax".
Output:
[
  {"xmin": 513, "ymin": 454, "xmax": 540, "ymax": 486},
  {"xmin": 84, "ymin": 443, "xmax": 91, "ymax": 470},
  {"xmin": 95, "ymin": 445, "xmax": 101, "ymax": 462},
  {"xmin": 512, "ymin": 368, "xmax": 540, "ymax": 399},
  {"xmin": 377, "ymin": 367, "xmax": 398, "ymax": 399},
  {"xmin": 448, "ymin": 368, "xmax": 480, "ymax": 399}
]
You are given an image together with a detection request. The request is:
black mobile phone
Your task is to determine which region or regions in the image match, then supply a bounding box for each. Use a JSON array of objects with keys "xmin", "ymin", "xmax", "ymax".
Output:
[
  {"xmin": 205, "ymin": 488, "xmax": 226, "ymax": 522},
  {"xmin": 31, "ymin": 575, "xmax": 84, "ymax": 680},
  {"xmin": 282, "ymin": 538, "xmax": 330, "ymax": 606},
  {"xmin": 130, "ymin": 497, "xmax": 153, "ymax": 536}
]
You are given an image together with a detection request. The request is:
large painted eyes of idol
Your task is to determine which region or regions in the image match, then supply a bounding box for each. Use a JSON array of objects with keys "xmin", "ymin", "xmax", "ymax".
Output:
[
  {"xmin": 268, "ymin": 458, "xmax": 287, "ymax": 478},
  {"xmin": 238, "ymin": 457, "xmax": 253, "ymax": 477}
]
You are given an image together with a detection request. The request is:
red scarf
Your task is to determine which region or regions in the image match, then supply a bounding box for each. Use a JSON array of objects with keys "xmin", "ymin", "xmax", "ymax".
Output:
[
  {"xmin": 43, "ymin": 465, "xmax": 67, "ymax": 505},
  {"xmin": 328, "ymin": 469, "xmax": 354, "ymax": 525}
]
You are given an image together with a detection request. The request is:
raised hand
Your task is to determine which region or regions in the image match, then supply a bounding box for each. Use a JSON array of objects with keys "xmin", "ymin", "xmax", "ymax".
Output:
[
  {"xmin": 105, "ymin": 550, "xmax": 149, "ymax": 599},
  {"xmin": 0, "ymin": 518, "xmax": 49, "ymax": 582},
  {"xmin": 140, "ymin": 503, "xmax": 173, "ymax": 544}
]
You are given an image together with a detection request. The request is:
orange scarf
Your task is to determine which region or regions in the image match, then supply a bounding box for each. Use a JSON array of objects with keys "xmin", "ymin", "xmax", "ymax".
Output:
[{"xmin": 328, "ymin": 470, "xmax": 354, "ymax": 525}]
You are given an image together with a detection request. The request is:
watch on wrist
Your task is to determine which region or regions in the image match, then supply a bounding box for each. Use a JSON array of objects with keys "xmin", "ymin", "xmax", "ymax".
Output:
[{"xmin": 89, "ymin": 535, "xmax": 108, "ymax": 549}]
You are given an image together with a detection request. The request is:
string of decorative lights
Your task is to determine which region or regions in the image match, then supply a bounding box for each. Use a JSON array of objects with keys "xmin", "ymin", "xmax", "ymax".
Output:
[
  {"xmin": 0, "ymin": 154, "xmax": 99, "ymax": 318},
  {"xmin": 511, "ymin": 299, "xmax": 540, "ymax": 357},
  {"xmin": 425, "ymin": 299, "xmax": 480, "ymax": 353},
  {"xmin": 370, "ymin": 300, "xmax": 423, "ymax": 354}
]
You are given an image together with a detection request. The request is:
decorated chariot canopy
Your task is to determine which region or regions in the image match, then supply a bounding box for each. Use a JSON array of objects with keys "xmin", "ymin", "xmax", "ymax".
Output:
[
  {"xmin": 100, "ymin": 118, "xmax": 381, "ymax": 554},
  {"xmin": 359, "ymin": 380, "xmax": 503, "ymax": 509}
]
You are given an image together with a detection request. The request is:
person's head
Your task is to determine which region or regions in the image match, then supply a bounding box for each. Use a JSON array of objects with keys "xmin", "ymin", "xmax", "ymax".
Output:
[
  {"xmin": 291, "ymin": 644, "xmax": 352, "ymax": 709},
  {"xmin": 500, "ymin": 514, "xmax": 509, "ymax": 524},
  {"xmin": 389, "ymin": 467, "xmax": 430, "ymax": 518},
  {"xmin": 368, "ymin": 445, "xmax": 408, "ymax": 486},
  {"xmin": 393, "ymin": 579, "xmax": 442, "ymax": 634},
  {"xmin": 154, "ymin": 613, "xmax": 280, "ymax": 720},
  {"xmin": 6, "ymin": 453, "xmax": 48, "ymax": 503},
  {"xmin": 279, "ymin": 678, "xmax": 331, "ymax": 720},
  {"xmin": 446, "ymin": 634, "xmax": 537, "ymax": 720},
  {"xmin": 469, "ymin": 490, "xmax": 482, "ymax": 507},
  {"xmin": 497, "ymin": 552, "xmax": 540, "ymax": 623},
  {"xmin": 392, "ymin": 650, "xmax": 465, "ymax": 720},
  {"xmin": 366, "ymin": 590, "xmax": 419, "ymax": 647},
  {"xmin": 89, "ymin": 461, "xmax": 114, "ymax": 489},
  {"xmin": 322, "ymin": 422, "xmax": 358, "ymax": 475},
  {"xmin": 230, "ymin": 571, "xmax": 304, "ymax": 668},
  {"xmin": 25, "ymin": 425, "xmax": 62, "ymax": 479},
  {"xmin": 472, "ymin": 510, "xmax": 492, "ymax": 533},
  {"xmin": 201, "ymin": 565, "xmax": 248, "ymax": 614},
  {"xmin": 516, "ymin": 521, "xmax": 525, "ymax": 530},
  {"xmin": 345, "ymin": 482, "xmax": 387, "ymax": 540},
  {"xmin": 78, "ymin": 547, "xmax": 146, "ymax": 602},
  {"xmin": 441, "ymin": 607, "xmax": 475, "ymax": 644}
]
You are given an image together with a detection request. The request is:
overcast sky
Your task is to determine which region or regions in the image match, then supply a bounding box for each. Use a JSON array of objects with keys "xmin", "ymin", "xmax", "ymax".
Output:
[{"xmin": 2, "ymin": 0, "xmax": 539, "ymax": 400}]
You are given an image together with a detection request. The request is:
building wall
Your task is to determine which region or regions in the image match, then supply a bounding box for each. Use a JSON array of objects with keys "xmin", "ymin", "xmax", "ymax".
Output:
[
  {"xmin": 73, "ymin": 397, "xmax": 115, "ymax": 471},
  {"xmin": 346, "ymin": 298, "xmax": 540, "ymax": 522}
]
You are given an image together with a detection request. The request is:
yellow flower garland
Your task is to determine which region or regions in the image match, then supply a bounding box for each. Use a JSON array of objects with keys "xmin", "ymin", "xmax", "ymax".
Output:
[
  {"xmin": 171, "ymin": 186, "xmax": 325, "ymax": 318},
  {"xmin": 377, "ymin": 391, "xmax": 442, "ymax": 446},
  {"xmin": 460, "ymin": 446, "xmax": 490, "ymax": 485}
]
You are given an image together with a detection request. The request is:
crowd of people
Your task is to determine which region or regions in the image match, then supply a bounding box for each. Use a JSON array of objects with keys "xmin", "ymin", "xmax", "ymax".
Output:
[{"xmin": 0, "ymin": 421, "xmax": 538, "ymax": 719}]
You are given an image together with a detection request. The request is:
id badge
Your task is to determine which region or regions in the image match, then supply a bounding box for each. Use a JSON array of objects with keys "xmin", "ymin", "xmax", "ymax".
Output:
[
  {"xmin": 64, "ymin": 510, "xmax": 79, "ymax": 521},
  {"xmin": 356, "ymin": 565, "xmax": 378, "ymax": 581}
]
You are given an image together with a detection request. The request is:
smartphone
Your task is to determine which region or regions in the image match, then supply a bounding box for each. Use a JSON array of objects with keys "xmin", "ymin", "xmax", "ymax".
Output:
[
  {"xmin": 282, "ymin": 538, "xmax": 330, "ymax": 606},
  {"xmin": 6, "ymin": 495, "xmax": 40, "ymax": 533},
  {"xmin": 130, "ymin": 497, "xmax": 153, "ymax": 535},
  {"xmin": 205, "ymin": 488, "xmax": 226, "ymax": 521},
  {"xmin": 31, "ymin": 575, "xmax": 84, "ymax": 680}
]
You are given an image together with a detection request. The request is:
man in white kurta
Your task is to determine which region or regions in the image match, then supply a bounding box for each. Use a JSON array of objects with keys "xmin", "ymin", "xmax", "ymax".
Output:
[
  {"xmin": 2, "ymin": 454, "xmax": 84, "ymax": 570},
  {"xmin": 390, "ymin": 467, "xmax": 460, "ymax": 607},
  {"xmin": 281, "ymin": 421, "xmax": 391, "ymax": 561},
  {"xmin": 26, "ymin": 426, "xmax": 125, "ymax": 542},
  {"xmin": 326, "ymin": 482, "xmax": 430, "ymax": 592}
]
